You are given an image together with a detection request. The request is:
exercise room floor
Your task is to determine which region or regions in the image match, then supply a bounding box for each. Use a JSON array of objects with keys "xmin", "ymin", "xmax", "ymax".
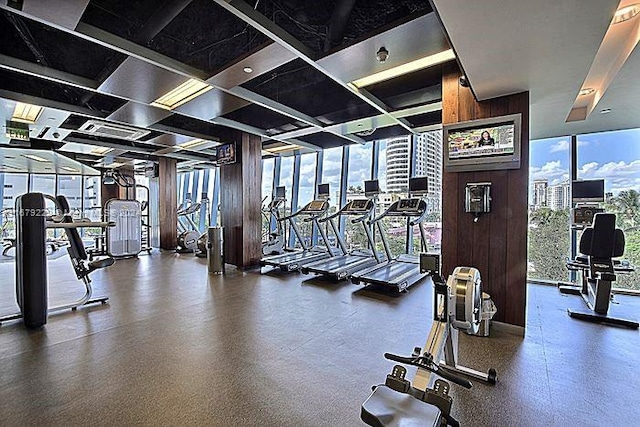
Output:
[{"xmin": 0, "ymin": 252, "xmax": 638, "ymax": 426}]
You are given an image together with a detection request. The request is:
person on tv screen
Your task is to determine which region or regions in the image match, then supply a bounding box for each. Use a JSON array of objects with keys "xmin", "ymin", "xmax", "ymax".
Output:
[{"xmin": 478, "ymin": 131, "xmax": 495, "ymax": 146}]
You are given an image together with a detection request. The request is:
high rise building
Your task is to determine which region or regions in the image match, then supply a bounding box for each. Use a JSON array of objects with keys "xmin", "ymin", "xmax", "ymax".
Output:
[
  {"xmin": 533, "ymin": 180, "xmax": 548, "ymax": 209},
  {"xmin": 546, "ymin": 182, "xmax": 571, "ymax": 210},
  {"xmin": 383, "ymin": 131, "xmax": 442, "ymax": 212}
]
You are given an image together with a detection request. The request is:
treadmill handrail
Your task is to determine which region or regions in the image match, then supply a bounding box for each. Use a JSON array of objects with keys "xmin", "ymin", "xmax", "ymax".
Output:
[{"xmin": 409, "ymin": 208, "xmax": 430, "ymax": 226}]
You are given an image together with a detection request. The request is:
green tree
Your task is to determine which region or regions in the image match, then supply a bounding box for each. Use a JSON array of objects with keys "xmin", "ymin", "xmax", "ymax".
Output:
[
  {"xmin": 528, "ymin": 208, "xmax": 571, "ymax": 282},
  {"xmin": 608, "ymin": 189, "xmax": 640, "ymax": 230}
]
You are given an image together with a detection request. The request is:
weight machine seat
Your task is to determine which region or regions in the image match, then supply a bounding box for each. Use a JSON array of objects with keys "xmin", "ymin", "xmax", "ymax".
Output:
[
  {"xmin": 361, "ymin": 385, "xmax": 441, "ymax": 427},
  {"xmin": 55, "ymin": 196, "xmax": 115, "ymax": 278},
  {"xmin": 579, "ymin": 213, "xmax": 625, "ymax": 259}
]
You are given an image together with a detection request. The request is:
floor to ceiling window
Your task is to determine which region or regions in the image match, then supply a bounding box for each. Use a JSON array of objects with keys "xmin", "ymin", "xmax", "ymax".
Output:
[
  {"xmin": 296, "ymin": 153, "xmax": 317, "ymax": 248},
  {"xmin": 345, "ymin": 142, "xmax": 373, "ymax": 250},
  {"xmin": 528, "ymin": 136, "xmax": 572, "ymax": 283},
  {"xmin": 576, "ymin": 128, "xmax": 640, "ymax": 291}
]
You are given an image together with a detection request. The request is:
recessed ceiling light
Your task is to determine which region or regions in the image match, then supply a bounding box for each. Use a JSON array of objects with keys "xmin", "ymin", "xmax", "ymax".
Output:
[
  {"xmin": 243, "ymin": 67, "xmax": 253, "ymax": 73},
  {"xmin": 61, "ymin": 166, "xmax": 79, "ymax": 172},
  {"xmin": 90, "ymin": 146, "xmax": 114, "ymax": 156},
  {"xmin": 613, "ymin": 4, "xmax": 640, "ymax": 24},
  {"xmin": 351, "ymin": 49, "xmax": 455, "ymax": 88},
  {"xmin": 178, "ymin": 139, "xmax": 207, "ymax": 149},
  {"xmin": 579, "ymin": 88, "xmax": 595, "ymax": 96},
  {"xmin": 266, "ymin": 144, "xmax": 301, "ymax": 153},
  {"xmin": 151, "ymin": 79, "xmax": 213, "ymax": 110},
  {"xmin": 22, "ymin": 154, "xmax": 49, "ymax": 162},
  {"xmin": 600, "ymin": 108, "xmax": 612, "ymax": 114},
  {"xmin": 12, "ymin": 102, "xmax": 43, "ymax": 124},
  {"xmin": 105, "ymin": 162, "xmax": 125, "ymax": 168}
]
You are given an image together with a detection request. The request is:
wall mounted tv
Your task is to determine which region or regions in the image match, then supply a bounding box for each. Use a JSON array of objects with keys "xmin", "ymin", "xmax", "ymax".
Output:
[
  {"xmin": 214, "ymin": 142, "xmax": 236, "ymax": 165},
  {"xmin": 572, "ymin": 179, "xmax": 604, "ymax": 203},
  {"xmin": 443, "ymin": 113, "xmax": 522, "ymax": 172}
]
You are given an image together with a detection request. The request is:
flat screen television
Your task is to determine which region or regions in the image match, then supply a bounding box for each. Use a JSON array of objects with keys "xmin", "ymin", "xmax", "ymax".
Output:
[
  {"xmin": 275, "ymin": 186, "xmax": 286, "ymax": 199},
  {"xmin": 572, "ymin": 179, "xmax": 604, "ymax": 203},
  {"xmin": 443, "ymin": 113, "xmax": 521, "ymax": 172},
  {"xmin": 364, "ymin": 179, "xmax": 380, "ymax": 196},
  {"xmin": 215, "ymin": 142, "xmax": 236, "ymax": 165},
  {"xmin": 317, "ymin": 183, "xmax": 330, "ymax": 198},
  {"xmin": 409, "ymin": 176, "xmax": 428, "ymax": 193}
]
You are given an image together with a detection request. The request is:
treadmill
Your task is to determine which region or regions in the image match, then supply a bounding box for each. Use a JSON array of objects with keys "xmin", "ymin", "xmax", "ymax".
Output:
[
  {"xmin": 301, "ymin": 180, "xmax": 383, "ymax": 280},
  {"xmin": 260, "ymin": 183, "xmax": 339, "ymax": 272},
  {"xmin": 350, "ymin": 177, "xmax": 431, "ymax": 292}
]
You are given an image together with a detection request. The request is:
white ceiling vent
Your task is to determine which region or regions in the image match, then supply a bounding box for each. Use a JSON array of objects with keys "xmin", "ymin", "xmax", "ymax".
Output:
[{"xmin": 78, "ymin": 120, "xmax": 150, "ymax": 140}]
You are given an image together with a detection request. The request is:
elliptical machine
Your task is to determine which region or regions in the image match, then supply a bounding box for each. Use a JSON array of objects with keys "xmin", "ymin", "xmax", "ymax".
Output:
[
  {"xmin": 262, "ymin": 186, "xmax": 287, "ymax": 256},
  {"xmin": 176, "ymin": 201, "xmax": 200, "ymax": 253},
  {"xmin": 361, "ymin": 254, "xmax": 497, "ymax": 427}
]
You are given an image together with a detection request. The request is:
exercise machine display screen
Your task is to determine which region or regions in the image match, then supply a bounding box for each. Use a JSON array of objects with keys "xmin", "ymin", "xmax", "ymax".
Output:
[
  {"xmin": 317, "ymin": 183, "xmax": 330, "ymax": 198},
  {"xmin": 306, "ymin": 201, "xmax": 327, "ymax": 211},
  {"xmin": 275, "ymin": 186, "xmax": 286, "ymax": 199},
  {"xmin": 348, "ymin": 200, "xmax": 370, "ymax": 211},
  {"xmin": 364, "ymin": 180, "xmax": 380, "ymax": 195},
  {"xmin": 397, "ymin": 199, "xmax": 420, "ymax": 211},
  {"xmin": 409, "ymin": 177, "xmax": 428, "ymax": 193}
]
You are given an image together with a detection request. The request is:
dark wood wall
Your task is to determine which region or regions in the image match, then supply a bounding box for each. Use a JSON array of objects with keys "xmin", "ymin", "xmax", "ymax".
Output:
[
  {"xmin": 158, "ymin": 157, "xmax": 177, "ymax": 250},
  {"xmin": 220, "ymin": 131, "xmax": 262, "ymax": 268},
  {"xmin": 442, "ymin": 63, "xmax": 530, "ymax": 327}
]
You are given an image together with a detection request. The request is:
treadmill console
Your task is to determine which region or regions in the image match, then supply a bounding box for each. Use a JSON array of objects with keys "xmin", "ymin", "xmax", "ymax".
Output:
[
  {"xmin": 344, "ymin": 199, "xmax": 372, "ymax": 213},
  {"xmin": 306, "ymin": 200, "xmax": 328, "ymax": 212},
  {"xmin": 396, "ymin": 199, "xmax": 421, "ymax": 212}
]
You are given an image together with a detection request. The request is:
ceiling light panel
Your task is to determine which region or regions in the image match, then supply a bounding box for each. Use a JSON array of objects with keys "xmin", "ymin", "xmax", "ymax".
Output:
[
  {"xmin": 12, "ymin": 102, "xmax": 43, "ymax": 124},
  {"xmin": 22, "ymin": 154, "xmax": 49, "ymax": 162},
  {"xmin": 91, "ymin": 146, "xmax": 114, "ymax": 156},
  {"xmin": 351, "ymin": 49, "xmax": 455, "ymax": 88},
  {"xmin": 151, "ymin": 79, "xmax": 213, "ymax": 110},
  {"xmin": 613, "ymin": 3, "xmax": 640, "ymax": 24}
]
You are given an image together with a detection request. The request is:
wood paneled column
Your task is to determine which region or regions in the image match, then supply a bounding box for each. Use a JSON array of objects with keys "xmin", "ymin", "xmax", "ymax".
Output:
[
  {"xmin": 441, "ymin": 63, "xmax": 530, "ymax": 328},
  {"xmin": 219, "ymin": 131, "xmax": 262, "ymax": 268},
  {"xmin": 158, "ymin": 157, "xmax": 177, "ymax": 250}
]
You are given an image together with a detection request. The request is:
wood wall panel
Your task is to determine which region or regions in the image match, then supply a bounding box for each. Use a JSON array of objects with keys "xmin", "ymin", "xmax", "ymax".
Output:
[
  {"xmin": 441, "ymin": 62, "xmax": 529, "ymax": 327},
  {"xmin": 158, "ymin": 157, "xmax": 177, "ymax": 250},
  {"xmin": 220, "ymin": 131, "xmax": 262, "ymax": 268}
]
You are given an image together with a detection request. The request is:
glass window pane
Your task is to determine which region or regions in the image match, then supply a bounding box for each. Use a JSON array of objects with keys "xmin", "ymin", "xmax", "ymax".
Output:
[
  {"xmin": 528, "ymin": 136, "xmax": 571, "ymax": 282},
  {"xmin": 262, "ymin": 158, "xmax": 274, "ymax": 201},
  {"xmin": 321, "ymin": 147, "xmax": 343, "ymax": 215},
  {"xmin": 377, "ymin": 137, "xmax": 411, "ymax": 254},
  {"xmin": 345, "ymin": 142, "xmax": 372, "ymax": 249},
  {"xmin": 412, "ymin": 132, "xmax": 443, "ymax": 254},
  {"xmin": 57, "ymin": 175, "xmax": 83, "ymax": 212},
  {"xmin": 2, "ymin": 173, "xmax": 28, "ymax": 242},
  {"xmin": 577, "ymin": 128, "xmax": 640, "ymax": 291},
  {"xmin": 30, "ymin": 174, "xmax": 57, "ymax": 239},
  {"xmin": 279, "ymin": 156, "xmax": 294, "ymax": 214},
  {"xmin": 296, "ymin": 153, "xmax": 317, "ymax": 246}
]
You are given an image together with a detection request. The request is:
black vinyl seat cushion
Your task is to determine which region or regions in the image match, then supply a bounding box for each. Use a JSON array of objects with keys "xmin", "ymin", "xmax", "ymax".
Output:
[
  {"xmin": 361, "ymin": 385, "xmax": 441, "ymax": 427},
  {"xmin": 579, "ymin": 213, "xmax": 624, "ymax": 258}
]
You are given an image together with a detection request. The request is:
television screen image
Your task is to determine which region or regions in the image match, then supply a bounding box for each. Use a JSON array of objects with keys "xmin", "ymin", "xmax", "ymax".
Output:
[
  {"xmin": 447, "ymin": 122, "xmax": 515, "ymax": 160},
  {"xmin": 317, "ymin": 183, "xmax": 330, "ymax": 197}
]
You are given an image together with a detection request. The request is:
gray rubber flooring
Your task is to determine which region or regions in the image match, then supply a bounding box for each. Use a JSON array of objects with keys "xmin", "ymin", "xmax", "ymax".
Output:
[{"xmin": 0, "ymin": 252, "xmax": 638, "ymax": 426}]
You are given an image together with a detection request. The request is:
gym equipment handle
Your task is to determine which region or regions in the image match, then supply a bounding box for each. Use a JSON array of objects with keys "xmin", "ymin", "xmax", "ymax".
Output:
[{"xmin": 383, "ymin": 353, "xmax": 472, "ymax": 389}]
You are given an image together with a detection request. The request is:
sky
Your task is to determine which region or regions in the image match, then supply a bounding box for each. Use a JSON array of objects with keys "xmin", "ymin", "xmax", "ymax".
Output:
[{"xmin": 530, "ymin": 128, "xmax": 640, "ymax": 197}]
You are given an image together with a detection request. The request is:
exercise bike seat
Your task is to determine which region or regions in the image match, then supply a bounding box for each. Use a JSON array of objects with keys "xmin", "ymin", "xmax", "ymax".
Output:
[{"xmin": 361, "ymin": 385, "xmax": 441, "ymax": 427}]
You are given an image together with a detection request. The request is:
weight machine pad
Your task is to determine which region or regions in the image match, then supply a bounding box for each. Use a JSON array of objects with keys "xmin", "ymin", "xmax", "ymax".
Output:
[{"xmin": 361, "ymin": 385, "xmax": 441, "ymax": 427}]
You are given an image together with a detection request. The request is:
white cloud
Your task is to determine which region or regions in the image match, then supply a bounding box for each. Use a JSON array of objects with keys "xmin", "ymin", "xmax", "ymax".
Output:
[
  {"xmin": 530, "ymin": 160, "xmax": 566, "ymax": 185},
  {"xmin": 549, "ymin": 140, "xmax": 569, "ymax": 153},
  {"xmin": 548, "ymin": 139, "xmax": 589, "ymax": 153},
  {"xmin": 578, "ymin": 159, "xmax": 640, "ymax": 194}
]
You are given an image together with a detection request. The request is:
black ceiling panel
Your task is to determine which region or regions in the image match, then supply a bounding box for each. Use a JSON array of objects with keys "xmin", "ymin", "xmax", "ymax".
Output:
[
  {"xmin": 81, "ymin": 0, "xmax": 160, "ymax": 40},
  {"xmin": 248, "ymin": 0, "xmax": 431, "ymax": 53},
  {"xmin": 405, "ymin": 110, "xmax": 442, "ymax": 128},
  {"xmin": 298, "ymin": 132, "xmax": 348, "ymax": 149},
  {"xmin": 154, "ymin": 114, "xmax": 233, "ymax": 141},
  {"xmin": 222, "ymin": 104, "xmax": 308, "ymax": 134},
  {"xmin": 353, "ymin": 124, "xmax": 409, "ymax": 142},
  {"xmin": 242, "ymin": 58, "xmax": 378, "ymax": 122},
  {"xmin": 1, "ymin": 10, "xmax": 126, "ymax": 81},
  {"xmin": 364, "ymin": 64, "xmax": 444, "ymax": 110},
  {"xmin": 148, "ymin": 0, "xmax": 269, "ymax": 75},
  {"xmin": 0, "ymin": 69, "xmax": 127, "ymax": 115}
]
